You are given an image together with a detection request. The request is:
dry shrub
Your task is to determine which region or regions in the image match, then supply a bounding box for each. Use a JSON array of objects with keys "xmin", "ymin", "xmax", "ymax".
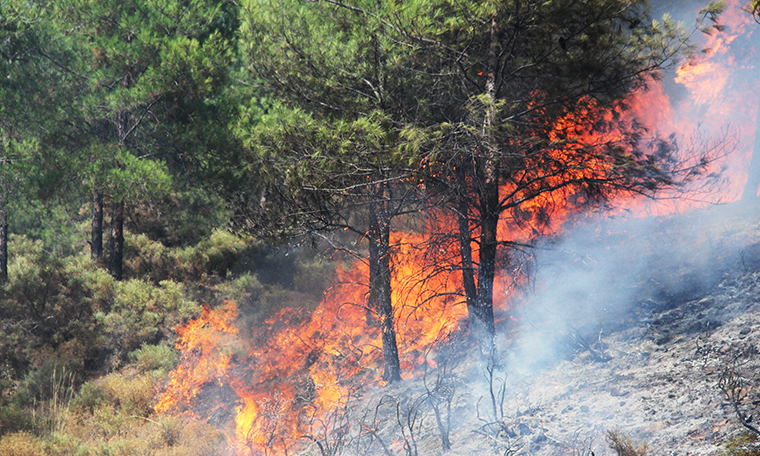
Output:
[
  {"xmin": 606, "ymin": 429, "xmax": 648, "ymax": 456},
  {"xmin": 98, "ymin": 371, "xmax": 155, "ymax": 416},
  {"xmin": 153, "ymin": 419, "xmax": 226, "ymax": 456},
  {"xmin": 0, "ymin": 431, "xmax": 45, "ymax": 456}
]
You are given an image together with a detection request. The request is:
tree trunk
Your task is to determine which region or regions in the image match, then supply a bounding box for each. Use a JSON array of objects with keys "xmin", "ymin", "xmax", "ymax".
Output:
[
  {"xmin": 741, "ymin": 102, "xmax": 760, "ymax": 201},
  {"xmin": 368, "ymin": 191, "xmax": 401, "ymax": 383},
  {"xmin": 0, "ymin": 210, "xmax": 7, "ymax": 285},
  {"xmin": 91, "ymin": 188, "xmax": 103, "ymax": 260},
  {"xmin": 456, "ymin": 168, "xmax": 479, "ymax": 321},
  {"xmin": 109, "ymin": 200, "xmax": 124, "ymax": 280},
  {"xmin": 366, "ymin": 220, "xmax": 381, "ymax": 327},
  {"xmin": 473, "ymin": 172, "xmax": 498, "ymax": 338},
  {"xmin": 466, "ymin": 13, "xmax": 501, "ymax": 339}
]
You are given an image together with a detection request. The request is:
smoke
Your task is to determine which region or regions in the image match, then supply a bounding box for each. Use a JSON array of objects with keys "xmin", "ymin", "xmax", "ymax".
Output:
[
  {"xmin": 653, "ymin": 0, "xmax": 759, "ymax": 200},
  {"xmin": 499, "ymin": 0, "xmax": 760, "ymax": 375},
  {"xmin": 498, "ymin": 203, "xmax": 752, "ymax": 377}
]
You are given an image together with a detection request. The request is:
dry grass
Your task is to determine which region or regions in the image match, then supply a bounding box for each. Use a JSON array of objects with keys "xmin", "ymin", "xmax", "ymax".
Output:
[
  {"xmin": 606, "ymin": 429, "xmax": 648, "ymax": 456},
  {"xmin": 0, "ymin": 431, "xmax": 45, "ymax": 456}
]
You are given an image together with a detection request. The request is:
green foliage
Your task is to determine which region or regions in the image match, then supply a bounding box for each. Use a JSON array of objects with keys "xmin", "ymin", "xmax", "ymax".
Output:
[
  {"xmin": 127, "ymin": 190, "xmax": 229, "ymax": 248},
  {"xmin": 17, "ymin": 361, "xmax": 79, "ymax": 405},
  {"xmin": 0, "ymin": 231, "xmax": 207, "ymax": 376},
  {"xmin": 0, "ymin": 236, "xmax": 105, "ymax": 376},
  {"xmin": 70, "ymin": 383, "xmax": 107, "ymax": 417},
  {"xmin": 97, "ymin": 279, "xmax": 198, "ymax": 367},
  {"xmin": 723, "ymin": 432, "xmax": 760, "ymax": 456},
  {"xmin": 0, "ymin": 403, "xmax": 32, "ymax": 436},
  {"xmin": 124, "ymin": 229, "xmax": 248, "ymax": 283},
  {"xmin": 128, "ymin": 344, "xmax": 179, "ymax": 378}
]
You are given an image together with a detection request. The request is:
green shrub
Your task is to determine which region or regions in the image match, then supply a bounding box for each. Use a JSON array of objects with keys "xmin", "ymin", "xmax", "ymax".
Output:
[
  {"xmin": 18, "ymin": 361, "xmax": 79, "ymax": 404},
  {"xmin": 97, "ymin": 279, "xmax": 198, "ymax": 367},
  {"xmin": 124, "ymin": 229, "xmax": 248, "ymax": 284},
  {"xmin": 44, "ymin": 433, "xmax": 87, "ymax": 456},
  {"xmin": 0, "ymin": 402, "xmax": 32, "ymax": 435},
  {"xmin": 70, "ymin": 383, "xmax": 107, "ymax": 416},
  {"xmin": 1, "ymin": 237, "xmax": 108, "ymax": 376},
  {"xmin": 128, "ymin": 344, "xmax": 179, "ymax": 375},
  {"xmin": 723, "ymin": 432, "xmax": 760, "ymax": 456}
]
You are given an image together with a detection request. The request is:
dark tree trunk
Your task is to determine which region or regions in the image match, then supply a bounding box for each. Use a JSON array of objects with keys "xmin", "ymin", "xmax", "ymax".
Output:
[
  {"xmin": 0, "ymin": 210, "xmax": 7, "ymax": 285},
  {"xmin": 109, "ymin": 200, "xmax": 124, "ymax": 280},
  {"xmin": 456, "ymin": 168, "xmax": 479, "ymax": 321},
  {"xmin": 473, "ymin": 173, "xmax": 498, "ymax": 339},
  {"xmin": 368, "ymin": 192, "xmax": 401, "ymax": 383},
  {"xmin": 466, "ymin": 14, "xmax": 501, "ymax": 340},
  {"xmin": 366, "ymin": 219, "xmax": 381, "ymax": 327},
  {"xmin": 91, "ymin": 188, "xmax": 103, "ymax": 260}
]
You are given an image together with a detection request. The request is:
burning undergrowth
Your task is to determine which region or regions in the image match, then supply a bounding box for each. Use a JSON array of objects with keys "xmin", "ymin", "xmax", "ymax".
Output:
[{"xmin": 156, "ymin": 201, "xmax": 760, "ymax": 456}]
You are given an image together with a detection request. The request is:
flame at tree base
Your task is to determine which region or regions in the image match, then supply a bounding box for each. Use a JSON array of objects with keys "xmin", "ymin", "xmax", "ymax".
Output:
[{"xmin": 157, "ymin": 230, "xmax": 480, "ymax": 455}]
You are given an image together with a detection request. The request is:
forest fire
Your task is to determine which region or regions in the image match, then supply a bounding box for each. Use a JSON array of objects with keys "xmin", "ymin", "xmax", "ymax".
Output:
[{"xmin": 155, "ymin": 1, "xmax": 759, "ymax": 455}]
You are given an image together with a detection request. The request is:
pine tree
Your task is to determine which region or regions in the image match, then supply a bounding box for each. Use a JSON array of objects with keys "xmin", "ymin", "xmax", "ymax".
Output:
[{"xmin": 44, "ymin": 0, "xmax": 236, "ymax": 278}]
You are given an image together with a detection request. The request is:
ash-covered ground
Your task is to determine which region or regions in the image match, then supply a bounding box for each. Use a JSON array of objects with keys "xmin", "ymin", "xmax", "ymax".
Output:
[{"xmin": 297, "ymin": 202, "xmax": 760, "ymax": 456}]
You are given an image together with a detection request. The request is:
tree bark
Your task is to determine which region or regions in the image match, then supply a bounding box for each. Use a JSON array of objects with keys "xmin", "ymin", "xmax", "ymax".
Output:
[
  {"xmin": 366, "ymin": 219, "xmax": 381, "ymax": 327},
  {"xmin": 466, "ymin": 14, "xmax": 501, "ymax": 339},
  {"xmin": 368, "ymin": 189, "xmax": 401, "ymax": 383},
  {"xmin": 91, "ymin": 188, "xmax": 103, "ymax": 260},
  {"xmin": 109, "ymin": 200, "xmax": 124, "ymax": 280},
  {"xmin": 473, "ymin": 171, "xmax": 498, "ymax": 338},
  {"xmin": 456, "ymin": 168, "xmax": 479, "ymax": 322},
  {"xmin": 0, "ymin": 210, "xmax": 7, "ymax": 285}
]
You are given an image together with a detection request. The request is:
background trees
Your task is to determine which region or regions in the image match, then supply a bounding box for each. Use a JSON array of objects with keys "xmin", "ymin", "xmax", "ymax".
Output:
[{"xmin": 44, "ymin": 0, "xmax": 237, "ymax": 279}]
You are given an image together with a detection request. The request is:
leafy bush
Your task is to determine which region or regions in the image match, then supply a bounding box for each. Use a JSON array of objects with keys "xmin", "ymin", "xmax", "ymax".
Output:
[
  {"xmin": 1, "ymin": 236, "xmax": 108, "ymax": 377},
  {"xmin": 97, "ymin": 279, "xmax": 198, "ymax": 367},
  {"xmin": 18, "ymin": 361, "xmax": 79, "ymax": 404},
  {"xmin": 69, "ymin": 383, "xmax": 107, "ymax": 416},
  {"xmin": 0, "ymin": 402, "xmax": 32, "ymax": 436},
  {"xmin": 128, "ymin": 344, "xmax": 179, "ymax": 376},
  {"xmin": 124, "ymin": 229, "xmax": 248, "ymax": 284},
  {"xmin": 43, "ymin": 433, "xmax": 87, "ymax": 456}
]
